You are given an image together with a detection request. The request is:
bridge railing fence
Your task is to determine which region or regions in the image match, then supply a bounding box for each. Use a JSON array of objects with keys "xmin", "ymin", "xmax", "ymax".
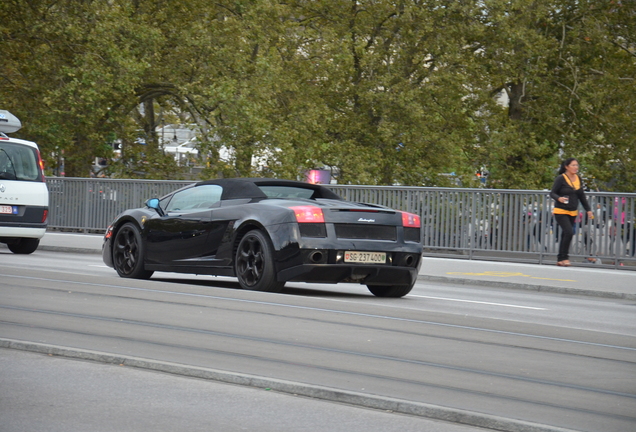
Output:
[{"xmin": 47, "ymin": 178, "xmax": 636, "ymax": 266}]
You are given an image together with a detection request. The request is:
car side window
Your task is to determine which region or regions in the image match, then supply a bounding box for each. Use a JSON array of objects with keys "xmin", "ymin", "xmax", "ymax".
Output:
[{"xmin": 164, "ymin": 185, "xmax": 223, "ymax": 212}]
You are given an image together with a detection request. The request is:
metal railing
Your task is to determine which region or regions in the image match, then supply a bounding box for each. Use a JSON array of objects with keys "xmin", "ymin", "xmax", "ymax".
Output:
[
  {"xmin": 47, "ymin": 178, "xmax": 636, "ymax": 267},
  {"xmin": 47, "ymin": 178, "xmax": 192, "ymax": 232}
]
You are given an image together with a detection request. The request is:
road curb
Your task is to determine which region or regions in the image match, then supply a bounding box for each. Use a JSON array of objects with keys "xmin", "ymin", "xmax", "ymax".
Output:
[
  {"xmin": 38, "ymin": 245, "xmax": 103, "ymax": 254},
  {"xmin": 1, "ymin": 338, "xmax": 579, "ymax": 432},
  {"xmin": 416, "ymin": 275, "xmax": 636, "ymax": 301},
  {"xmin": 0, "ymin": 244, "xmax": 102, "ymax": 255}
]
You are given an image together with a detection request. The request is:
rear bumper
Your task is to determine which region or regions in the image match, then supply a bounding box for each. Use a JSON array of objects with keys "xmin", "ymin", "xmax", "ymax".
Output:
[
  {"xmin": 277, "ymin": 263, "xmax": 419, "ymax": 286},
  {"xmin": 276, "ymin": 248, "xmax": 422, "ymax": 286},
  {"xmin": 0, "ymin": 226, "xmax": 46, "ymax": 240}
]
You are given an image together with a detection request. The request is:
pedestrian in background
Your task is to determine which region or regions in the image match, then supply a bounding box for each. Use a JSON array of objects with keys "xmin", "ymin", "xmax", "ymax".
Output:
[{"xmin": 550, "ymin": 158, "xmax": 594, "ymax": 267}]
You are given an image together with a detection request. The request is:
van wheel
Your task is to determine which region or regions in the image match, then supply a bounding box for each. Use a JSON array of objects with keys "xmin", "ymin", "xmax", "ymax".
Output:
[{"xmin": 8, "ymin": 238, "xmax": 40, "ymax": 254}]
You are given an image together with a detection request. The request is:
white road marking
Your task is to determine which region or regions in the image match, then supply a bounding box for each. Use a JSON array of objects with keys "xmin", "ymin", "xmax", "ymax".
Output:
[{"xmin": 410, "ymin": 294, "xmax": 547, "ymax": 310}]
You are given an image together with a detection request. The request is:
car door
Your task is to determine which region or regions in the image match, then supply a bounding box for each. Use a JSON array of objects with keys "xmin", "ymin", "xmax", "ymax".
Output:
[{"xmin": 144, "ymin": 185, "xmax": 225, "ymax": 267}]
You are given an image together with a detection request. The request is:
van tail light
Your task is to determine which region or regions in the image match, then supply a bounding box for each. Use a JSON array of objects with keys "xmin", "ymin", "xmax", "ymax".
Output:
[
  {"xmin": 402, "ymin": 211, "xmax": 421, "ymax": 228},
  {"xmin": 42, "ymin": 209, "xmax": 48, "ymax": 223},
  {"xmin": 291, "ymin": 206, "xmax": 325, "ymax": 223},
  {"xmin": 36, "ymin": 149, "xmax": 46, "ymax": 182}
]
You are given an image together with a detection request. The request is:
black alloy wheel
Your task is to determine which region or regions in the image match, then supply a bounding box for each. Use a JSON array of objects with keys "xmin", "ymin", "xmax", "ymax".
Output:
[
  {"xmin": 235, "ymin": 229, "xmax": 284, "ymax": 292},
  {"xmin": 366, "ymin": 283, "xmax": 414, "ymax": 298},
  {"xmin": 112, "ymin": 222, "xmax": 153, "ymax": 279}
]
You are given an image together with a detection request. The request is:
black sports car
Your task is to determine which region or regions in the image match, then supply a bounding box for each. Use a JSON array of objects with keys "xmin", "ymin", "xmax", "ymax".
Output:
[{"xmin": 102, "ymin": 178, "xmax": 422, "ymax": 297}]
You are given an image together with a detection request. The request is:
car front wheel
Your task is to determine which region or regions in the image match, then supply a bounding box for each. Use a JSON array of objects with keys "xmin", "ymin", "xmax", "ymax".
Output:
[
  {"xmin": 366, "ymin": 283, "xmax": 414, "ymax": 298},
  {"xmin": 112, "ymin": 222, "xmax": 153, "ymax": 279},
  {"xmin": 235, "ymin": 229, "xmax": 284, "ymax": 293}
]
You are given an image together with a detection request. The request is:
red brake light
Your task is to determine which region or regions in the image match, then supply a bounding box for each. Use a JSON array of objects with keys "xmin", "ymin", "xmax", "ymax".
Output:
[
  {"xmin": 402, "ymin": 212, "xmax": 421, "ymax": 228},
  {"xmin": 36, "ymin": 149, "xmax": 46, "ymax": 182},
  {"xmin": 291, "ymin": 206, "xmax": 325, "ymax": 223},
  {"xmin": 41, "ymin": 209, "xmax": 48, "ymax": 223}
]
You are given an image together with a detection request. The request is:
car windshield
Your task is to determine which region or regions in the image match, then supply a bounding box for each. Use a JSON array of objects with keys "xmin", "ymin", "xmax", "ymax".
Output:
[
  {"xmin": 0, "ymin": 142, "xmax": 41, "ymax": 181},
  {"xmin": 258, "ymin": 185, "xmax": 316, "ymax": 200}
]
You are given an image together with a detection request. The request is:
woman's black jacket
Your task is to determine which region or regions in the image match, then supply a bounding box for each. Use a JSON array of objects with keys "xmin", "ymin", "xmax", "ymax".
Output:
[{"xmin": 550, "ymin": 174, "xmax": 591, "ymax": 213}]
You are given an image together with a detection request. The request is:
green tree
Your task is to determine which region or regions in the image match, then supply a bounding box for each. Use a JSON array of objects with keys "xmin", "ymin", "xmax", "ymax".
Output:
[
  {"xmin": 1, "ymin": 0, "xmax": 155, "ymax": 176},
  {"xmin": 2, "ymin": 0, "xmax": 634, "ymax": 190},
  {"xmin": 466, "ymin": 0, "xmax": 636, "ymax": 190},
  {"xmin": 262, "ymin": 1, "xmax": 482, "ymax": 185}
]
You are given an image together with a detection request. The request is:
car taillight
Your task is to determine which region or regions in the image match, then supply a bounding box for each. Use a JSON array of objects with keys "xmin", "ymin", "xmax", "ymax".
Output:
[
  {"xmin": 42, "ymin": 209, "xmax": 48, "ymax": 223},
  {"xmin": 291, "ymin": 206, "xmax": 325, "ymax": 223},
  {"xmin": 402, "ymin": 211, "xmax": 421, "ymax": 228},
  {"xmin": 104, "ymin": 226, "xmax": 113, "ymax": 239}
]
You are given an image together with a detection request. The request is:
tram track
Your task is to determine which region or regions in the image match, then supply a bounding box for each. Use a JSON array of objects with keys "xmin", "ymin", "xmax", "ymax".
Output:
[
  {"xmin": 2, "ymin": 273, "xmax": 635, "ymax": 357},
  {"xmin": 1, "ymin": 267, "xmax": 635, "ymax": 431},
  {"xmin": 1, "ymin": 304, "xmax": 635, "ymax": 402}
]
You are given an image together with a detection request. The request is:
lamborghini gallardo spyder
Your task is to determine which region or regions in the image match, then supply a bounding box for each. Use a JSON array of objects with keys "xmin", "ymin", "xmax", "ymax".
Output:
[{"xmin": 102, "ymin": 178, "xmax": 422, "ymax": 297}]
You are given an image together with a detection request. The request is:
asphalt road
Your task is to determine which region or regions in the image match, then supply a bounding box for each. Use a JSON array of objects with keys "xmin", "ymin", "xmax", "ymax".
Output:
[
  {"xmin": 1, "ymin": 244, "xmax": 635, "ymax": 432},
  {"xmin": 1, "ymin": 349, "xmax": 485, "ymax": 432}
]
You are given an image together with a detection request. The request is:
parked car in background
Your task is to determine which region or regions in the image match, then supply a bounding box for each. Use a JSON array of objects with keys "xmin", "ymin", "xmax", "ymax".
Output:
[
  {"xmin": 102, "ymin": 178, "xmax": 422, "ymax": 297},
  {"xmin": 0, "ymin": 110, "xmax": 49, "ymax": 254}
]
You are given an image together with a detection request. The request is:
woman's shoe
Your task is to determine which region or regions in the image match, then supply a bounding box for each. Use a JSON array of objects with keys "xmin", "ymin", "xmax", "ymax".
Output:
[{"xmin": 557, "ymin": 260, "xmax": 571, "ymax": 267}]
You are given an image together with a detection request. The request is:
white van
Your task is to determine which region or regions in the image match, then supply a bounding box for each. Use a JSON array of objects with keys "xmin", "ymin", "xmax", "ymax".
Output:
[{"xmin": 0, "ymin": 110, "xmax": 49, "ymax": 254}]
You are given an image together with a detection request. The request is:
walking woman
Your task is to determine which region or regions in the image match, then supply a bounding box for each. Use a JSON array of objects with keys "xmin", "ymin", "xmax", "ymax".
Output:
[{"xmin": 550, "ymin": 158, "xmax": 594, "ymax": 266}]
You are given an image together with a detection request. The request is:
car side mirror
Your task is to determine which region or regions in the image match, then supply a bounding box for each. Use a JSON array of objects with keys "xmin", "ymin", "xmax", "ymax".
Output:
[{"xmin": 145, "ymin": 198, "xmax": 164, "ymax": 216}]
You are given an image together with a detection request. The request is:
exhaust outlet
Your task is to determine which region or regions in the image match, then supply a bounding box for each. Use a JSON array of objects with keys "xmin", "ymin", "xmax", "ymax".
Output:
[{"xmin": 309, "ymin": 251, "xmax": 324, "ymax": 263}]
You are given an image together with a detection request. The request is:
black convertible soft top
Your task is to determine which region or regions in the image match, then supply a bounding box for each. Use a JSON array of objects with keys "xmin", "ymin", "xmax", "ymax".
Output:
[{"xmin": 196, "ymin": 178, "xmax": 343, "ymax": 201}]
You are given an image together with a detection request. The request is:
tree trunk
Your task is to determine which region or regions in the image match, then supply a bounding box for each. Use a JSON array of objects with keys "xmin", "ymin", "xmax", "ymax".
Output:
[
  {"xmin": 507, "ymin": 81, "xmax": 526, "ymax": 121},
  {"xmin": 64, "ymin": 135, "xmax": 94, "ymax": 177}
]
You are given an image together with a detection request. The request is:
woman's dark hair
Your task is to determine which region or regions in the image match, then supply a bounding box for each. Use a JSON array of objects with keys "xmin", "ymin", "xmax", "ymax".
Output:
[{"xmin": 558, "ymin": 158, "xmax": 578, "ymax": 174}]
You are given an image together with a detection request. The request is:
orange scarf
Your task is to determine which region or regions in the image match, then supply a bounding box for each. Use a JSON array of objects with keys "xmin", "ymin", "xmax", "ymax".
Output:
[{"xmin": 553, "ymin": 174, "xmax": 579, "ymax": 216}]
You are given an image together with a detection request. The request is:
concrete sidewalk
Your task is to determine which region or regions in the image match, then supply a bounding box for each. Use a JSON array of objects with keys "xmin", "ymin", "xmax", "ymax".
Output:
[
  {"xmin": 418, "ymin": 257, "xmax": 636, "ymax": 300},
  {"xmin": 6, "ymin": 232, "xmax": 635, "ymax": 301}
]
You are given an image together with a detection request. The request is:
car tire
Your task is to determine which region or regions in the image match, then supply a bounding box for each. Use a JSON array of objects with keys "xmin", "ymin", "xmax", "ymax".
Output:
[
  {"xmin": 7, "ymin": 238, "xmax": 39, "ymax": 254},
  {"xmin": 112, "ymin": 222, "xmax": 154, "ymax": 279},
  {"xmin": 235, "ymin": 229, "xmax": 284, "ymax": 293},
  {"xmin": 366, "ymin": 283, "xmax": 414, "ymax": 298}
]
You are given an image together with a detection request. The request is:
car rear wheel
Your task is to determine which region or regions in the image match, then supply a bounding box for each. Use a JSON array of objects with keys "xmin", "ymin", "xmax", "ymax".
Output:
[
  {"xmin": 7, "ymin": 238, "xmax": 39, "ymax": 254},
  {"xmin": 366, "ymin": 283, "xmax": 414, "ymax": 298},
  {"xmin": 113, "ymin": 222, "xmax": 153, "ymax": 279},
  {"xmin": 235, "ymin": 229, "xmax": 284, "ymax": 293}
]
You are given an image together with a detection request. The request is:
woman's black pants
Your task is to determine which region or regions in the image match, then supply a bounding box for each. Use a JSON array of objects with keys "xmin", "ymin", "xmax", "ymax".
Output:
[{"xmin": 555, "ymin": 214, "xmax": 577, "ymax": 261}]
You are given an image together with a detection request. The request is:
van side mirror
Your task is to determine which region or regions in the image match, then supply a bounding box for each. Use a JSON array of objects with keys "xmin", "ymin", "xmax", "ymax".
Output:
[{"xmin": 145, "ymin": 198, "xmax": 164, "ymax": 216}]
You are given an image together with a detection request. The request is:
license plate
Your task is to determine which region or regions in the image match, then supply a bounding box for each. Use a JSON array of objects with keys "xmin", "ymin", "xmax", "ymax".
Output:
[
  {"xmin": 344, "ymin": 251, "xmax": 387, "ymax": 264},
  {"xmin": 0, "ymin": 205, "xmax": 17, "ymax": 215}
]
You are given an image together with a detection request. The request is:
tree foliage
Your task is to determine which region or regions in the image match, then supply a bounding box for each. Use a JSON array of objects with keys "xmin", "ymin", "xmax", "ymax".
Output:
[{"xmin": 1, "ymin": 0, "xmax": 634, "ymax": 190}]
